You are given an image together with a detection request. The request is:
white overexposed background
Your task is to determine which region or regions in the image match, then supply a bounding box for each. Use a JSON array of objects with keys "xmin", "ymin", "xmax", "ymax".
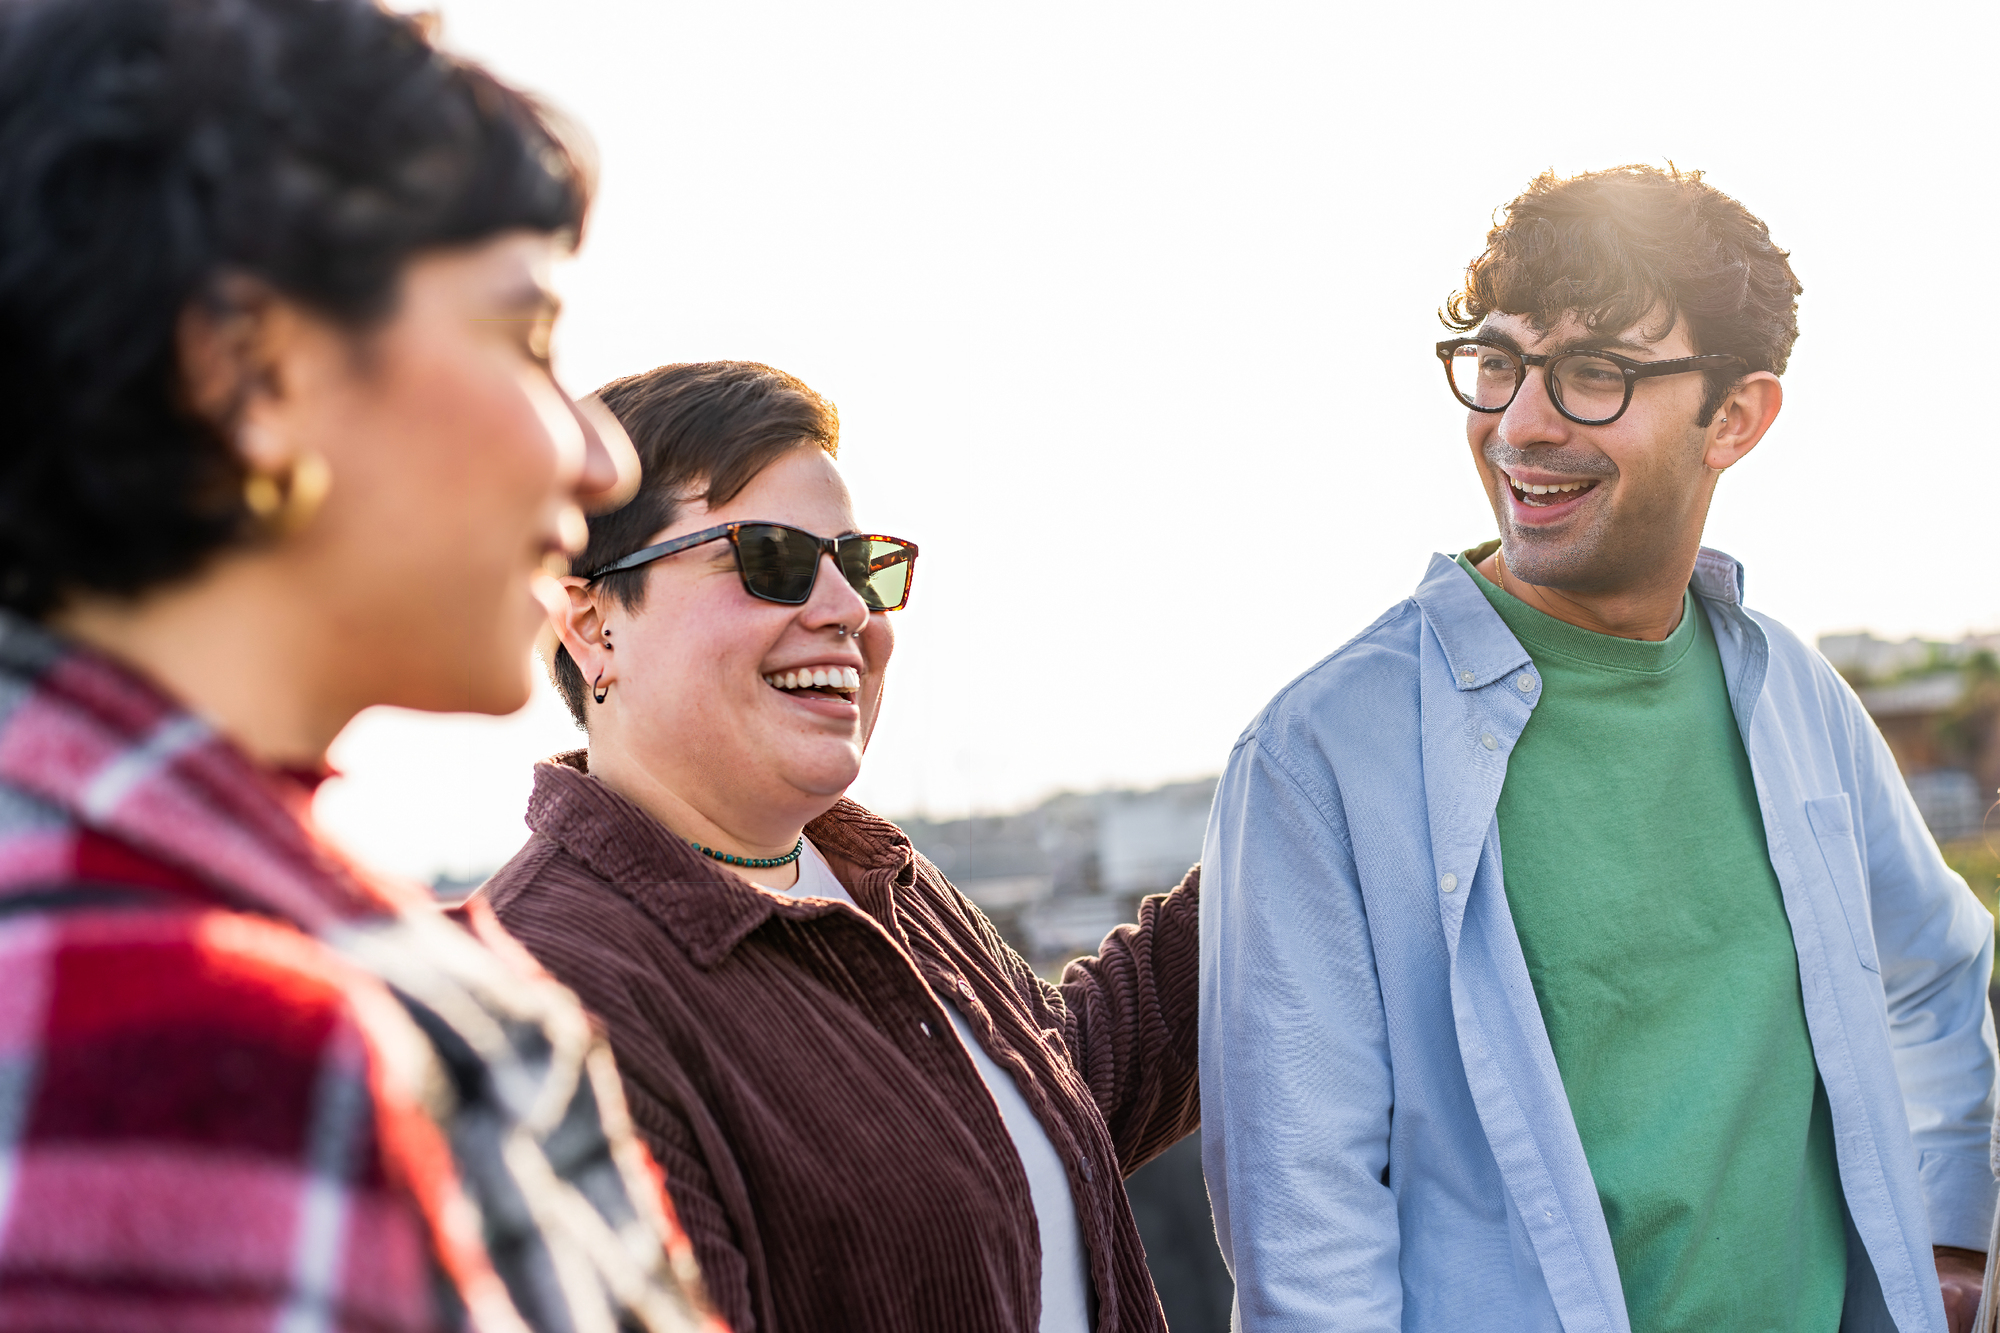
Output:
[{"xmin": 317, "ymin": 0, "xmax": 2000, "ymax": 882}]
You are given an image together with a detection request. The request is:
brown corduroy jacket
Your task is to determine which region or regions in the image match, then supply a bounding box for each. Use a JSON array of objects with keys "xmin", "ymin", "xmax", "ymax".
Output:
[{"xmin": 480, "ymin": 754, "xmax": 1201, "ymax": 1333}]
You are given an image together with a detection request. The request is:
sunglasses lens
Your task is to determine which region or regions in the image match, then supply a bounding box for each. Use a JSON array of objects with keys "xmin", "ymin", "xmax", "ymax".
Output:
[
  {"xmin": 735, "ymin": 525, "xmax": 819, "ymax": 603},
  {"xmin": 840, "ymin": 538, "xmax": 915, "ymax": 611}
]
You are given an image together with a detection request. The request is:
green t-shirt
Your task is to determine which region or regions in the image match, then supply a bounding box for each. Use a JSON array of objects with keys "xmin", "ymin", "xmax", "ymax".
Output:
[{"xmin": 1457, "ymin": 551, "xmax": 1846, "ymax": 1333}]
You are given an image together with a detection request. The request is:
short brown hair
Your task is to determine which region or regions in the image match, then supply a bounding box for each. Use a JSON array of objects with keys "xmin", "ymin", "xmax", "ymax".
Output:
[
  {"xmin": 550, "ymin": 361, "xmax": 840, "ymax": 727},
  {"xmin": 1443, "ymin": 164, "xmax": 1802, "ymax": 424}
]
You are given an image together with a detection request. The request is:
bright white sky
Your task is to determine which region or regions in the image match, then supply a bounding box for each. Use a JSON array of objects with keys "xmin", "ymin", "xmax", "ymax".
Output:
[{"xmin": 317, "ymin": 0, "xmax": 2000, "ymax": 882}]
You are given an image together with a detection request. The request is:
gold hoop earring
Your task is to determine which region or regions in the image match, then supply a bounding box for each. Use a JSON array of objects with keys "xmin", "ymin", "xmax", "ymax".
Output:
[{"xmin": 243, "ymin": 451, "xmax": 331, "ymax": 536}]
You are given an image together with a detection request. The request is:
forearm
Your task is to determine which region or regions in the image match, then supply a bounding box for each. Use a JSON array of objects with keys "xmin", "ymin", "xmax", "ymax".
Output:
[
  {"xmin": 1935, "ymin": 1246, "xmax": 1986, "ymax": 1333},
  {"xmin": 1058, "ymin": 864, "xmax": 1202, "ymax": 1169}
]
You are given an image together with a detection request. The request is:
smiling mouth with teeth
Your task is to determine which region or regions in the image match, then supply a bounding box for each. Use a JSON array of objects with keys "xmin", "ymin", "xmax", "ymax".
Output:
[
  {"xmin": 1507, "ymin": 474, "xmax": 1598, "ymax": 508},
  {"xmin": 764, "ymin": 666, "xmax": 862, "ymax": 698}
]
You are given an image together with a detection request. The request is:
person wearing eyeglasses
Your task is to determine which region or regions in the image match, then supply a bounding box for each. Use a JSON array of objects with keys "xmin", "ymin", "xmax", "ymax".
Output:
[
  {"xmin": 477, "ymin": 360, "xmax": 1200, "ymax": 1333},
  {"xmin": 1201, "ymin": 165, "xmax": 1997, "ymax": 1333}
]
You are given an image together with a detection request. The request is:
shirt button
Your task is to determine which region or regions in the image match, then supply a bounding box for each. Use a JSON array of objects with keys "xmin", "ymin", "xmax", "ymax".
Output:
[
  {"xmin": 1480, "ymin": 733, "xmax": 1497, "ymax": 750},
  {"xmin": 1459, "ymin": 670, "xmax": 1475, "ymax": 685},
  {"xmin": 1516, "ymin": 674, "xmax": 1536, "ymax": 693},
  {"xmin": 920, "ymin": 1020, "xmax": 933, "ymax": 1038},
  {"xmin": 1440, "ymin": 873, "xmax": 1458, "ymax": 893},
  {"xmin": 956, "ymin": 979, "xmax": 975, "ymax": 1000},
  {"xmin": 1081, "ymin": 1159, "xmax": 1094, "ymax": 1183}
]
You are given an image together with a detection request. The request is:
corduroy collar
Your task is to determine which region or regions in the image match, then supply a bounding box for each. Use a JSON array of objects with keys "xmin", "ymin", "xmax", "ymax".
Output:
[{"xmin": 523, "ymin": 751, "xmax": 924, "ymax": 969}]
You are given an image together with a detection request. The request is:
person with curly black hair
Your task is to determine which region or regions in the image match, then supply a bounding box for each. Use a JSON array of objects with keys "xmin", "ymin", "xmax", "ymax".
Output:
[{"xmin": 0, "ymin": 1, "xmax": 715, "ymax": 1329}]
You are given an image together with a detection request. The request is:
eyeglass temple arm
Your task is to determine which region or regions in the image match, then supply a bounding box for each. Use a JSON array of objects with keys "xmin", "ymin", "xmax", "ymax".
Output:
[
  {"xmin": 1626, "ymin": 352, "xmax": 1742, "ymax": 379},
  {"xmin": 867, "ymin": 549, "xmax": 914, "ymax": 573},
  {"xmin": 584, "ymin": 523, "xmax": 738, "ymax": 581}
]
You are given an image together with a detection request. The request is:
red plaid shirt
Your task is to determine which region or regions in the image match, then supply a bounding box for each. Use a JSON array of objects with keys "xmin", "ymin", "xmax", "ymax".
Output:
[{"xmin": 0, "ymin": 616, "xmax": 717, "ymax": 1333}]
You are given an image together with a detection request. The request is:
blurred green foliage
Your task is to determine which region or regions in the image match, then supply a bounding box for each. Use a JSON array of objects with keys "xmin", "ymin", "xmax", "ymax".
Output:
[{"xmin": 1941, "ymin": 837, "xmax": 2000, "ymax": 914}]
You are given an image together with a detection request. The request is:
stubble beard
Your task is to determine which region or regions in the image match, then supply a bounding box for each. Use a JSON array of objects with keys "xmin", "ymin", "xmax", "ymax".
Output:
[
  {"xmin": 1497, "ymin": 496, "xmax": 1624, "ymax": 593},
  {"xmin": 1486, "ymin": 440, "xmax": 1707, "ymax": 598},
  {"xmin": 1482, "ymin": 442, "xmax": 1626, "ymax": 593}
]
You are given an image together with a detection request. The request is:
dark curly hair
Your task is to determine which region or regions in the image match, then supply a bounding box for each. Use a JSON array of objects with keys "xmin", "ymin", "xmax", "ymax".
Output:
[
  {"xmin": 550, "ymin": 362, "xmax": 841, "ymax": 729},
  {"xmin": 0, "ymin": 0, "xmax": 590, "ymax": 618},
  {"xmin": 1443, "ymin": 164, "xmax": 1801, "ymax": 426}
]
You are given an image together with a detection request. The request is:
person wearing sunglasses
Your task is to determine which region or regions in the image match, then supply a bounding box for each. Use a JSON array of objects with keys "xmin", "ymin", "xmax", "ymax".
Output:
[
  {"xmin": 478, "ymin": 360, "xmax": 1201, "ymax": 1333},
  {"xmin": 1201, "ymin": 165, "xmax": 1997, "ymax": 1333}
]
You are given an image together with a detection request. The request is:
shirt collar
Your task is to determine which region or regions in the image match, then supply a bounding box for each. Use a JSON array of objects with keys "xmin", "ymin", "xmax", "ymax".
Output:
[
  {"xmin": 1691, "ymin": 547, "xmax": 1747, "ymax": 605},
  {"xmin": 1412, "ymin": 551, "xmax": 1535, "ymax": 691},
  {"xmin": 524, "ymin": 754, "xmax": 920, "ymax": 968},
  {"xmin": 1414, "ymin": 545, "xmax": 1747, "ymax": 690}
]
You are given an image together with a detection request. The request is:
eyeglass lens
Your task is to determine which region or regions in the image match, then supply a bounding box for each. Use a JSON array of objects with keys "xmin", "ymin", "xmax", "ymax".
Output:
[
  {"xmin": 1447, "ymin": 342, "xmax": 1630, "ymax": 425},
  {"xmin": 1446, "ymin": 343, "xmax": 1520, "ymax": 411},
  {"xmin": 734, "ymin": 524, "xmax": 916, "ymax": 610}
]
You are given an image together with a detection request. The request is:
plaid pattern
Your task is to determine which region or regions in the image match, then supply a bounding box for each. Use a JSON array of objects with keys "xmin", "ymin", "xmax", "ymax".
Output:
[{"xmin": 0, "ymin": 612, "xmax": 716, "ymax": 1333}]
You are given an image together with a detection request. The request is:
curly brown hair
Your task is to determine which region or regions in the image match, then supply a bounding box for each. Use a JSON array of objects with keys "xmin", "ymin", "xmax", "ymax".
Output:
[{"xmin": 1443, "ymin": 164, "xmax": 1802, "ymax": 425}]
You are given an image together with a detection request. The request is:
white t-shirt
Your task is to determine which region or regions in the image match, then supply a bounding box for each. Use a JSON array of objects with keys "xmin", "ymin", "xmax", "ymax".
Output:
[{"xmin": 767, "ymin": 841, "xmax": 1092, "ymax": 1333}]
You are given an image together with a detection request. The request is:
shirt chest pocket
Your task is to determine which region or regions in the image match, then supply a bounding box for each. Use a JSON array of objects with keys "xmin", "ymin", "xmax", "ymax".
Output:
[{"xmin": 1803, "ymin": 793, "xmax": 1880, "ymax": 974}]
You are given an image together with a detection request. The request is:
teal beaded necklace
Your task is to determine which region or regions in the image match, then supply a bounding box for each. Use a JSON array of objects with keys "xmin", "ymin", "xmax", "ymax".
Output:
[{"xmin": 687, "ymin": 836, "xmax": 804, "ymax": 870}]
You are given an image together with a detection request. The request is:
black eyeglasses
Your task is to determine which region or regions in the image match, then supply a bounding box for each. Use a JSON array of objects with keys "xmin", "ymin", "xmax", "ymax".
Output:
[
  {"xmin": 586, "ymin": 522, "xmax": 919, "ymax": 611},
  {"xmin": 1436, "ymin": 338, "xmax": 1740, "ymax": 426}
]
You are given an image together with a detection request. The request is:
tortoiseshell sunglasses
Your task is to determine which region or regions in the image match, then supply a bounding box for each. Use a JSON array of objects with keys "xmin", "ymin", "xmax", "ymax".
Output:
[{"xmin": 585, "ymin": 522, "xmax": 919, "ymax": 612}]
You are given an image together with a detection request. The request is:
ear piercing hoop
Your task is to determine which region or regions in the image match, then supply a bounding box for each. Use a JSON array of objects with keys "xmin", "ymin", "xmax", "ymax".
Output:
[{"xmin": 592, "ymin": 627, "xmax": 613, "ymax": 703}]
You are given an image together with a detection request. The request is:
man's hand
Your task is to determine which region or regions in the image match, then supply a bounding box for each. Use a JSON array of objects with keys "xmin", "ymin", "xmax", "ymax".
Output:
[{"xmin": 1936, "ymin": 1246, "xmax": 1987, "ymax": 1333}]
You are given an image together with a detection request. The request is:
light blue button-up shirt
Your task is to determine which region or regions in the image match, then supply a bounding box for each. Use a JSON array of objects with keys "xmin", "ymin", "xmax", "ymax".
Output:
[{"xmin": 1200, "ymin": 549, "xmax": 1998, "ymax": 1333}]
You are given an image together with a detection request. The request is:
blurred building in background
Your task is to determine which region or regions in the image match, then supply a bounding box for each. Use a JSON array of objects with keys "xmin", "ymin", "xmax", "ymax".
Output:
[
  {"xmin": 1820, "ymin": 630, "xmax": 2000, "ymax": 843},
  {"xmin": 899, "ymin": 777, "xmax": 1213, "ymax": 969}
]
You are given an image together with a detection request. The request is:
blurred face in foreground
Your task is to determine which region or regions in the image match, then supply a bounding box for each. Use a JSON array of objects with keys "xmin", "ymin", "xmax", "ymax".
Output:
[
  {"xmin": 253, "ymin": 231, "xmax": 630, "ymax": 716},
  {"xmin": 67, "ymin": 230, "xmax": 639, "ymax": 760},
  {"xmin": 559, "ymin": 446, "xmax": 895, "ymax": 852},
  {"xmin": 1466, "ymin": 309, "xmax": 1764, "ymax": 600}
]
